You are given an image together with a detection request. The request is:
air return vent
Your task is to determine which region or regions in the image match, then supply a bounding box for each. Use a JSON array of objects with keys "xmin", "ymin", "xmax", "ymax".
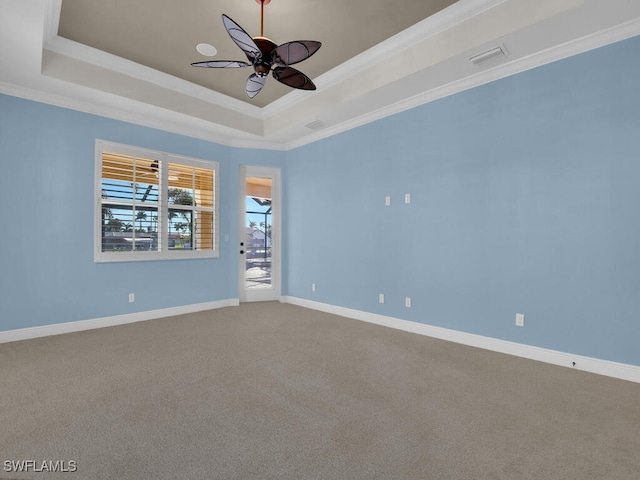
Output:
[
  {"xmin": 469, "ymin": 44, "xmax": 508, "ymax": 67},
  {"xmin": 304, "ymin": 120, "xmax": 327, "ymax": 130}
]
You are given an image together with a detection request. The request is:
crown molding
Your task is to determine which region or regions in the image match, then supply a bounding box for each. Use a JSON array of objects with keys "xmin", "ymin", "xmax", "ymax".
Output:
[
  {"xmin": 44, "ymin": 37, "xmax": 263, "ymax": 119},
  {"xmin": 43, "ymin": 0, "xmax": 263, "ymax": 120},
  {"xmin": 282, "ymin": 15, "xmax": 640, "ymax": 150},
  {"xmin": 4, "ymin": 0, "xmax": 639, "ymax": 151},
  {"xmin": 43, "ymin": 0, "xmax": 511, "ymax": 123},
  {"xmin": 0, "ymin": 81, "xmax": 284, "ymax": 151},
  {"xmin": 262, "ymin": 0, "xmax": 511, "ymax": 118}
]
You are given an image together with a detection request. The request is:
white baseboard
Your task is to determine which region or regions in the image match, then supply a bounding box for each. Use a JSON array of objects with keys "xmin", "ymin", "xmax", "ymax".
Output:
[
  {"xmin": 0, "ymin": 298, "xmax": 240, "ymax": 344},
  {"xmin": 280, "ymin": 296, "xmax": 640, "ymax": 384}
]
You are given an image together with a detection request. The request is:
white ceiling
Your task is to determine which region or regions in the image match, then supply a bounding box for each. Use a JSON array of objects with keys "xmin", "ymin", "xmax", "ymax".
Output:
[{"xmin": 1, "ymin": 0, "xmax": 640, "ymax": 151}]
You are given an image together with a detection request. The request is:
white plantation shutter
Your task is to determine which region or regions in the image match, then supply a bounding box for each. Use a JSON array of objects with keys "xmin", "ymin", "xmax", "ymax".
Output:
[
  {"xmin": 95, "ymin": 141, "xmax": 219, "ymax": 262},
  {"xmin": 167, "ymin": 162, "xmax": 215, "ymax": 252},
  {"xmin": 100, "ymin": 152, "xmax": 160, "ymax": 254}
]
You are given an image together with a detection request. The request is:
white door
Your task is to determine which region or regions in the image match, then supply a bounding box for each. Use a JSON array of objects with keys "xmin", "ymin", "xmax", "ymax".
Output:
[{"xmin": 239, "ymin": 166, "xmax": 281, "ymax": 302}]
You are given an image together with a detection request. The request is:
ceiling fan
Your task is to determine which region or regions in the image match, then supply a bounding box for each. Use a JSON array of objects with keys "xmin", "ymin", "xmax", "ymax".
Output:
[{"xmin": 191, "ymin": 0, "xmax": 321, "ymax": 99}]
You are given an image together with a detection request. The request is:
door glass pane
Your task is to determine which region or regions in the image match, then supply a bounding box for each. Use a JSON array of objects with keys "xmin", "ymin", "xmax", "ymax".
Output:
[{"xmin": 245, "ymin": 177, "xmax": 272, "ymax": 290}]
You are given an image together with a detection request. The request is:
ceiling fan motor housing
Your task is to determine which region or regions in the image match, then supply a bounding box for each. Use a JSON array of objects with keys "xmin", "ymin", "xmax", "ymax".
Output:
[
  {"xmin": 252, "ymin": 36, "xmax": 277, "ymax": 76},
  {"xmin": 254, "ymin": 63, "xmax": 271, "ymax": 76}
]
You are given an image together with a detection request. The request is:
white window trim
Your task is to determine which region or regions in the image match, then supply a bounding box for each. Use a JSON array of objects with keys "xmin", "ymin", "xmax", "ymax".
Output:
[{"xmin": 94, "ymin": 140, "xmax": 220, "ymax": 263}]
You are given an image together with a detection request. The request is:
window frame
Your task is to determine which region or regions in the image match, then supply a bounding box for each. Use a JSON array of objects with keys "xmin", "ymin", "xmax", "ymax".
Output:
[{"xmin": 94, "ymin": 140, "xmax": 220, "ymax": 263}]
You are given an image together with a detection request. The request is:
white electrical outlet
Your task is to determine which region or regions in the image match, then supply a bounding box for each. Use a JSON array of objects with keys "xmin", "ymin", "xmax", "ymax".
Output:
[
  {"xmin": 405, "ymin": 297, "xmax": 411, "ymax": 308},
  {"xmin": 405, "ymin": 193, "xmax": 411, "ymax": 204},
  {"xmin": 312, "ymin": 283, "xmax": 316, "ymax": 292},
  {"xmin": 385, "ymin": 196, "xmax": 391, "ymax": 206},
  {"xmin": 129, "ymin": 293, "xmax": 135, "ymax": 303},
  {"xmin": 379, "ymin": 293, "xmax": 385, "ymax": 304},
  {"xmin": 516, "ymin": 313, "xmax": 524, "ymax": 327}
]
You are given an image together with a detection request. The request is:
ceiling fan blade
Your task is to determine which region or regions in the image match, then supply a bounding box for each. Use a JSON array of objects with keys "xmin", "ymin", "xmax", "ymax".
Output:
[
  {"xmin": 191, "ymin": 60, "xmax": 250, "ymax": 68},
  {"xmin": 222, "ymin": 14, "xmax": 261, "ymax": 61},
  {"xmin": 272, "ymin": 67, "xmax": 316, "ymax": 90},
  {"xmin": 272, "ymin": 41, "xmax": 321, "ymax": 66},
  {"xmin": 246, "ymin": 73, "xmax": 266, "ymax": 99}
]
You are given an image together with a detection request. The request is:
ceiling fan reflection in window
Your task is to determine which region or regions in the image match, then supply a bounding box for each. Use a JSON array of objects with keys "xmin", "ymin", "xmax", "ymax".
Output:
[
  {"xmin": 136, "ymin": 160, "xmax": 180, "ymax": 182},
  {"xmin": 137, "ymin": 160, "xmax": 183, "ymax": 201},
  {"xmin": 191, "ymin": 0, "xmax": 321, "ymax": 99}
]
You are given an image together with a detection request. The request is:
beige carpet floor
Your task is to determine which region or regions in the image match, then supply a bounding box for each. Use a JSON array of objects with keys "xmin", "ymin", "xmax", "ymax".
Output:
[{"xmin": 1, "ymin": 302, "xmax": 639, "ymax": 479}]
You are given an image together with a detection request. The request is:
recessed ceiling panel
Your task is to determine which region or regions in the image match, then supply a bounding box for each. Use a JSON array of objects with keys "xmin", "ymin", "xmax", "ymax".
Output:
[{"xmin": 58, "ymin": 0, "xmax": 458, "ymax": 107}]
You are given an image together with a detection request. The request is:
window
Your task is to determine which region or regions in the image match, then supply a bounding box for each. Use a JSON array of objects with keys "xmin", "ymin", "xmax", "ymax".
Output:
[{"xmin": 95, "ymin": 140, "xmax": 219, "ymax": 262}]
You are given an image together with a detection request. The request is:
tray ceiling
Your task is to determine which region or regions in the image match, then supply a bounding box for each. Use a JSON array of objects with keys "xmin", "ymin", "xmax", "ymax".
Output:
[
  {"xmin": 58, "ymin": 0, "xmax": 457, "ymax": 107},
  {"xmin": 1, "ymin": 0, "xmax": 640, "ymax": 149}
]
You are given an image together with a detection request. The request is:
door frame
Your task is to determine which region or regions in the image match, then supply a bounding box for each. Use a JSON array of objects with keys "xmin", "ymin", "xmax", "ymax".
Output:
[{"xmin": 238, "ymin": 165, "xmax": 281, "ymax": 302}]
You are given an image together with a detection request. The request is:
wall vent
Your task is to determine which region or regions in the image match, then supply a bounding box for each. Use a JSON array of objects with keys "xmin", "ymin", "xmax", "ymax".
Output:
[
  {"xmin": 469, "ymin": 44, "xmax": 508, "ymax": 67},
  {"xmin": 304, "ymin": 119, "xmax": 327, "ymax": 130}
]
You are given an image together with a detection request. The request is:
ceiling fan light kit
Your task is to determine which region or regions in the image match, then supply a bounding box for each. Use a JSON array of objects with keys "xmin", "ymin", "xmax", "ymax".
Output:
[{"xmin": 191, "ymin": 0, "xmax": 321, "ymax": 99}]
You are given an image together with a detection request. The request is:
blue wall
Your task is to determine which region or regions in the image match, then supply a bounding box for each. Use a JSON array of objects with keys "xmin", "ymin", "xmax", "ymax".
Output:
[
  {"xmin": 0, "ymin": 95, "xmax": 284, "ymax": 330},
  {"xmin": 2, "ymin": 35, "xmax": 639, "ymax": 367},
  {"xmin": 284, "ymin": 35, "xmax": 640, "ymax": 366}
]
